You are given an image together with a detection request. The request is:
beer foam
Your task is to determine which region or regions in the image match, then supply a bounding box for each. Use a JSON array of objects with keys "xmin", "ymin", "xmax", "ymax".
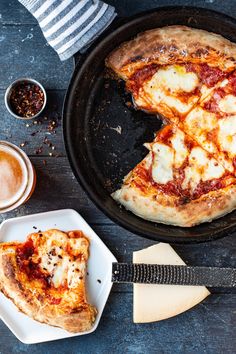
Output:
[{"xmin": 0, "ymin": 145, "xmax": 28, "ymax": 209}]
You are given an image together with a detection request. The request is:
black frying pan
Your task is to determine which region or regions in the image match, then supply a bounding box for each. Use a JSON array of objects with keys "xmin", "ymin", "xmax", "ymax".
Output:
[{"xmin": 63, "ymin": 6, "xmax": 236, "ymax": 244}]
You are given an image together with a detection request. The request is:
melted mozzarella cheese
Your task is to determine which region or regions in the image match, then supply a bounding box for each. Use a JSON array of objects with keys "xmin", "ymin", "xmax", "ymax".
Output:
[
  {"xmin": 203, "ymin": 159, "xmax": 225, "ymax": 181},
  {"xmin": 40, "ymin": 246, "xmax": 63, "ymax": 274},
  {"xmin": 135, "ymin": 89, "xmax": 195, "ymax": 114},
  {"xmin": 182, "ymin": 147, "xmax": 224, "ymax": 191},
  {"xmin": 149, "ymin": 129, "xmax": 189, "ymax": 184},
  {"xmin": 159, "ymin": 93, "xmax": 194, "ymax": 114},
  {"xmin": 170, "ymin": 129, "xmax": 188, "ymax": 168},
  {"xmin": 152, "ymin": 143, "xmax": 174, "ymax": 184},
  {"xmin": 218, "ymin": 116, "xmax": 236, "ymax": 156},
  {"xmin": 219, "ymin": 94, "xmax": 236, "ymax": 114},
  {"xmin": 185, "ymin": 108, "xmax": 218, "ymax": 153},
  {"xmin": 52, "ymin": 257, "xmax": 70, "ymax": 288},
  {"xmin": 38, "ymin": 233, "xmax": 87, "ymax": 289},
  {"xmin": 143, "ymin": 152, "xmax": 153, "ymax": 169},
  {"xmin": 148, "ymin": 65, "xmax": 199, "ymax": 93},
  {"xmin": 185, "ymin": 107, "xmax": 217, "ymax": 132},
  {"xmin": 185, "ymin": 108, "xmax": 235, "ymax": 172},
  {"xmin": 200, "ymin": 85, "xmax": 214, "ymax": 102},
  {"xmin": 142, "ymin": 65, "xmax": 199, "ymax": 114}
]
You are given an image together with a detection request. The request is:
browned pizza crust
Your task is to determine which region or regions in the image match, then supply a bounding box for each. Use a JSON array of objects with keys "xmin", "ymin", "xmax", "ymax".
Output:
[
  {"xmin": 106, "ymin": 25, "xmax": 236, "ymax": 79},
  {"xmin": 107, "ymin": 26, "xmax": 236, "ymax": 227},
  {"xmin": 112, "ymin": 184, "xmax": 236, "ymax": 227},
  {"xmin": 0, "ymin": 230, "xmax": 97, "ymax": 333}
]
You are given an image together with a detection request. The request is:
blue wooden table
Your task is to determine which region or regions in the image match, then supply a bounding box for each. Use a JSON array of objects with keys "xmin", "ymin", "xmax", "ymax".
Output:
[{"xmin": 0, "ymin": 1, "xmax": 236, "ymax": 353}]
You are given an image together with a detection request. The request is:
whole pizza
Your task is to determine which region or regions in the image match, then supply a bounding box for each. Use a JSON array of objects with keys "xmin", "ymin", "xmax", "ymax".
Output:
[{"xmin": 106, "ymin": 26, "xmax": 236, "ymax": 227}]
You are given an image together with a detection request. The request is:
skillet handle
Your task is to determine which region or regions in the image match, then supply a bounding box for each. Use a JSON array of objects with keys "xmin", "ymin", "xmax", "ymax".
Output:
[{"xmin": 73, "ymin": 16, "xmax": 126, "ymax": 67}]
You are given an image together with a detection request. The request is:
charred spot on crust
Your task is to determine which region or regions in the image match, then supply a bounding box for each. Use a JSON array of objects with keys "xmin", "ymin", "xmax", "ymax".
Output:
[
  {"xmin": 152, "ymin": 44, "xmax": 167, "ymax": 53},
  {"xmin": 178, "ymin": 196, "xmax": 191, "ymax": 205},
  {"xmin": 130, "ymin": 55, "xmax": 143, "ymax": 63},
  {"xmin": 169, "ymin": 44, "xmax": 178, "ymax": 52},
  {"xmin": 194, "ymin": 48, "xmax": 209, "ymax": 58},
  {"xmin": 2, "ymin": 257, "xmax": 15, "ymax": 279}
]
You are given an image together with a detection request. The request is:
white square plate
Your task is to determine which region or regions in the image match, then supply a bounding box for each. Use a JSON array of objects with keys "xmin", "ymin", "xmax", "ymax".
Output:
[{"xmin": 0, "ymin": 209, "xmax": 117, "ymax": 344}]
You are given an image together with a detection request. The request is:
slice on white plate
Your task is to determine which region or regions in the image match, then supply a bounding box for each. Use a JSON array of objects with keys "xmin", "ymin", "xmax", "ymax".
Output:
[
  {"xmin": 133, "ymin": 243, "xmax": 210, "ymax": 323},
  {"xmin": 0, "ymin": 209, "xmax": 117, "ymax": 344}
]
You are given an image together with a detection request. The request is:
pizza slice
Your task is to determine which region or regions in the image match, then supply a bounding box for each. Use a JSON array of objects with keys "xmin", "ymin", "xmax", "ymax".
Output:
[
  {"xmin": 0, "ymin": 229, "xmax": 97, "ymax": 333},
  {"xmin": 106, "ymin": 26, "xmax": 236, "ymax": 121},
  {"xmin": 112, "ymin": 125, "xmax": 236, "ymax": 227},
  {"xmin": 183, "ymin": 70, "xmax": 236, "ymax": 173},
  {"xmin": 125, "ymin": 62, "xmax": 226, "ymax": 121}
]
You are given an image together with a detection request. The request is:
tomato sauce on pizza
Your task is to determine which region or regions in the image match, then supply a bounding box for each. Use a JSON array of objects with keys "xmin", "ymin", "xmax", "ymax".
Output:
[{"xmin": 106, "ymin": 25, "xmax": 236, "ymax": 227}]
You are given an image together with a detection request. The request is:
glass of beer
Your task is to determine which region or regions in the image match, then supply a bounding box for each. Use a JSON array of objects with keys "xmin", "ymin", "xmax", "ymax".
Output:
[{"xmin": 0, "ymin": 141, "xmax": 36, "ymax": 213}]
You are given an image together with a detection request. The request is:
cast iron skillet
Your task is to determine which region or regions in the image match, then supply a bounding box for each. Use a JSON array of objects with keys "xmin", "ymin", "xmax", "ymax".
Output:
[{"xmin": 63, "ymin": 6, "xmax": 236, "ymax": 244}]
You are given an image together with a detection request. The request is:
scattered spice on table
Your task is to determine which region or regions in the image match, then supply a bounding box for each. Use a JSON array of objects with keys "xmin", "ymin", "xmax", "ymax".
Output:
[
  {"xmin": 10, "ymin": 82, "xmax": 44, "ymax": 118},
  {"xmin": 35, "ymin": 146, "xmax": 43, "ymax": 154},
  {"xmin": 20, "ymin": 141, "xmax": 28, "ymax": 147},
  {"xmin": 30, "ymin": 131, "xmax": 37, "ymax": 136},
  {"xmin": 19, "ymin": 109, "xmax": 62, "ymax": 162}
]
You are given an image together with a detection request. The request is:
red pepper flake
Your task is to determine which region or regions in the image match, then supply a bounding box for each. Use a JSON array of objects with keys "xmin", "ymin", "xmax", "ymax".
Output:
[
  {"xmin": 35, "ymin": 146, "xmax": 43, "ymax": 154},
  {"xmin": 47, "ymin": 120, "xmax": 58, "ymax": 132},
  {"xmin": 10, "ymin": 82, "xmax": 44, "ymax": 118},
  {"xmin": 31, "ymin": 131, "xmax": 38, "ymax": 136},
  {"xmin": 125, "ymin": 101, "xmax": 132, "ymax": 107}
]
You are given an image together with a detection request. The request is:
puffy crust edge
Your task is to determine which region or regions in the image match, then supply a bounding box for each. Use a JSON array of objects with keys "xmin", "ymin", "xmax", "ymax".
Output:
[
  {"xmin": 106, "ymin": 25, "xmax": 236, "ymax": 79},
  {"xmin": 112, "ymin": 184, "xmax": 236, "ymax": 227},
  {"xmin": 0, "ymin": 245, "xmax": 97, "ymax": 333}
]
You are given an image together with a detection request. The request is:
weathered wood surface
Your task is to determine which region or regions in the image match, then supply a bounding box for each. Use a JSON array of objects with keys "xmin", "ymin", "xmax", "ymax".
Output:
[
  {"xmin": 0, "ymin": 26, "xmax": 72, "ymax": 90},
  {"xmin": 0, "ymin": 0, "xmax": 236, "ymax": 353},
  {"xmin": 0, "ymin": 90, "xmax": 67, "ymax": 155},
  {"xmin": 1, "ymin": 294, "xmax": 236, "ymax": 354},
  {"xmin": 1, "ymin": 0, "xmax": 236, "ymax": 24}
]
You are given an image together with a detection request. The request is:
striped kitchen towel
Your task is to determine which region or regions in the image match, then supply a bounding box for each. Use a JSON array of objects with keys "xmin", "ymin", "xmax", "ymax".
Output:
[{"xmin": 18, "ymin": 0, "xmax": 116, "ymax": 61}]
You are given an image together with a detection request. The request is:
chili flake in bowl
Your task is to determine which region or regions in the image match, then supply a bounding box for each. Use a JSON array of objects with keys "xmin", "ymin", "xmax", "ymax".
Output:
[{"xmin": 5, "ymin": 78, "xmax": 47, "ymax": 119}]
